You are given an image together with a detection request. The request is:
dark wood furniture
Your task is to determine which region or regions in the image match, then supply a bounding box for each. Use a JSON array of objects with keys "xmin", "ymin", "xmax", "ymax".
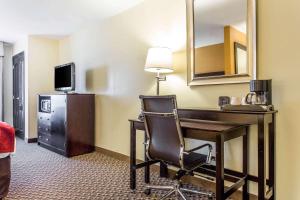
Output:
[
  {"xmin": 37, "ymin": 94, "xmax": 95, "ymax": 157},
  {"xmin": 129, "ymin": 108, "xmax": 277, "ymax": 200}
]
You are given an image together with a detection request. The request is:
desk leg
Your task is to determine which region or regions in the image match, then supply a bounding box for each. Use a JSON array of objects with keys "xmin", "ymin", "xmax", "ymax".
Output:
[
  {"xmin": 144, "ymin": 132, "xmax": 150, "ymax": 183},
  {"xmin": 130, "ymin": 122, "xmax": 136, "ymax": 190},
  {"xmin": 269, "ymin": 115, "xmax": 276, "ymax": 200},
  {"xmin": 243, "ymin": 127, "xmax": 249, "ymax": 200},
  {"xmin": 258, "ymin": 116, "xmax": 266, "ymax": 200},
  {"xmin": 216, "ymin": 134, "xmax": 225, "ymax": 200}
]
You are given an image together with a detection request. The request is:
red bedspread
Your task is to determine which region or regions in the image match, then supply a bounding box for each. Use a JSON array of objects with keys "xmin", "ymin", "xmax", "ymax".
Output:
[{"xmin": 0, "ymin": 122, "xmax": 15, "ymax": 153}]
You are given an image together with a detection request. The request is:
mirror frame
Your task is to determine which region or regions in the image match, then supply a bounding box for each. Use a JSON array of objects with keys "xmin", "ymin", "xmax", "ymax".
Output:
[{"xmin": 186, "ymin": 0, "xmax": 257, "ymax": 86}]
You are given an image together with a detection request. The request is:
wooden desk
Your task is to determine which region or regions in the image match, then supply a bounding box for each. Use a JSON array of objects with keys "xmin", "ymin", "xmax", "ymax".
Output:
[{"xmin": 129, "ymin": 108, "xmax": 277, "ymax": 200}]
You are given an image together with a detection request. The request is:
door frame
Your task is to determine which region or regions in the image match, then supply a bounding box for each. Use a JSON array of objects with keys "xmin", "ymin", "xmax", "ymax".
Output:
[{"xmin": 13, "ymin": 51, "xmax": 25, "ymax": 139}]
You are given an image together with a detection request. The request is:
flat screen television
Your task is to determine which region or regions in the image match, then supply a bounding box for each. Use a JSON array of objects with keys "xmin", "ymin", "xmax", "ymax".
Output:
[{"xmin": 54, "ymin": 62, "xmax": 75, "ymax": 92}]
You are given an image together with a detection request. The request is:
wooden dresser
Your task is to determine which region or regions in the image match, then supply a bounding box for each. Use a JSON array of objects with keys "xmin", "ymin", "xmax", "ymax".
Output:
[{"xmin": 37, "ymin": 94, "xmax": 95, "ymax": 157}]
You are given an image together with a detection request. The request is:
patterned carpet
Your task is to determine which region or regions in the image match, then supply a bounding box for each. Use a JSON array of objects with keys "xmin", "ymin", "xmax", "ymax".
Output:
[{"xmin": 6, "ymin": 139, "xmax": 214, "ymax": 200}]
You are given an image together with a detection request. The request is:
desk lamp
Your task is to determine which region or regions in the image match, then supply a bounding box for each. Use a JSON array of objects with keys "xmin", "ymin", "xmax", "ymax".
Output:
[{"xmin": 145, "ymin": 47, "xmax": 173, "ymax": 95}]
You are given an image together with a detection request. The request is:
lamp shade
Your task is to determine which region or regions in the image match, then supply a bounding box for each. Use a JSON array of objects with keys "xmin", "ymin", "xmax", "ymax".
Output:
[{"xmin": 145, "ymin": 47, "xmax": 173, "ymax": 73}]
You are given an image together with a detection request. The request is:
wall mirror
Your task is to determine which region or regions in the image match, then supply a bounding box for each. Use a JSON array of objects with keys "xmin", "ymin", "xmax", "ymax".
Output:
[{"xmin": 186, "ymin": 0, "xmax": 257, "ymax": 85}]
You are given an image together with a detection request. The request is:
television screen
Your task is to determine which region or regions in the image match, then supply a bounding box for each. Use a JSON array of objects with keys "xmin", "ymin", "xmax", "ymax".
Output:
[{"xmin": 55, "ymin": 63, "xmax": 75, "ymax": 91}]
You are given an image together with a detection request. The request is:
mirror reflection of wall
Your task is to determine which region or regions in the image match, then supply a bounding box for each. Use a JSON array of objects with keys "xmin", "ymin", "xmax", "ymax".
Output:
[{"xmin": 194, "ymin": 0, "xmax": 248, "ymax": 78}]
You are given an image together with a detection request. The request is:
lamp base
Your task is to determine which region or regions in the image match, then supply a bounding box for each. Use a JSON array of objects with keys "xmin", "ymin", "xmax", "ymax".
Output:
[{"xmin": 156, "ymin": 73, "xmax": 166, "ymax": 95}]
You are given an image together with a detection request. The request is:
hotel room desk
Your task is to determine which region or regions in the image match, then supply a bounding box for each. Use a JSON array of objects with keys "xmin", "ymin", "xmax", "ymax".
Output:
[{"xmin": 129, "ymin": 108, "xmax": 277, "ymax": 200}]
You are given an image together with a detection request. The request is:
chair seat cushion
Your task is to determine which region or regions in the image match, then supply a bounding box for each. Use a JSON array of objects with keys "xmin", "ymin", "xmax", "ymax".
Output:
[{"xmin": 183, "ymin": 152, "xmax": 208, "ymax": 170}]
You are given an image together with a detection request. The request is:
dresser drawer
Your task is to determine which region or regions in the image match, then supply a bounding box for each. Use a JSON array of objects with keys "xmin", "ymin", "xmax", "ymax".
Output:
[
  {"xmin": 38, "ymin": 132, "xmax": 51, "ymax": 144},
  {"xmin": 38, "ymin": 131, "xmax": 66, "ymax": 151},
  {"xmin": 38, "ymin": 125, "xmax": 51, "ymax": 134},
  {"xmin": 38, "ymin": 114, "xmax": 51, "ymax": 134},
  {"xmin": 38, "ymin": 116, "xmax": 51, "ymax": 126}
]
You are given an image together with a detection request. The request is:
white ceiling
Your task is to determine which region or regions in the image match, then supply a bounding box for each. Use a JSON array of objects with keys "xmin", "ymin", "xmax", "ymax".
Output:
[
  {"xmin": 194, "ymin": 0, "xmax": 247, "ymax": 47},
  {"xmin": 0, "ymin": 0, "xmax": 145, "ymax": 43}
]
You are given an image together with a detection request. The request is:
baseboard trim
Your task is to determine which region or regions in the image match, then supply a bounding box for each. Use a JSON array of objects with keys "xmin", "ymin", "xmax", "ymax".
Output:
[
  {"xmin": 95, "ymin": 146, "xmax": 130, "ymax": 162},
  {"xmin": 26, "ymin": 138, "xmax": 38, "ymax": 143},
  {"xmin": 95, "ymin": 146, "xmax": 257, "ymax": 200}
]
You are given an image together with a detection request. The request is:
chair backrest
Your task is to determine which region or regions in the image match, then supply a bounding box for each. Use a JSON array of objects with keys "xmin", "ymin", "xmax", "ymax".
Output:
[{"xmin": 139, "ymin": 95, "xmax": 184, "ymax": 166}]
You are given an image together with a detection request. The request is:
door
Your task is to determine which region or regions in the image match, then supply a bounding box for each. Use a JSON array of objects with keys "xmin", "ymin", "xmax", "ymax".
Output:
[{"xmin": 13, "ymin": 52, "xmax": 25, "ymax": 139}]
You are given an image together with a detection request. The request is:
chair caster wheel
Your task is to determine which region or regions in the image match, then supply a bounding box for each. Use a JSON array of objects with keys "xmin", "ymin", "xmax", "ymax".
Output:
[
  {"xmin": 208, "ymin": 193, "xmax": 213, "ymax": 200},
  {"xmin": 130, "ymin": 189, "xmax": 136, "ymax": 194},
  {"xmin": 144, "ymin": 188, "xmax": 151, "ymax": 195}
]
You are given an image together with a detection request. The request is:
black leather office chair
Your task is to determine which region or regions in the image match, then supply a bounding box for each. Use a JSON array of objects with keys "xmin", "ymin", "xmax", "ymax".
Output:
[{"xmin": 140, "ymin": 95, "xmax": 213, "ymax": 200}]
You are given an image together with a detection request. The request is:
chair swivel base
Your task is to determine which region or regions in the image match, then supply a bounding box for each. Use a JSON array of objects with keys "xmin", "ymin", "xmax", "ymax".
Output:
[{"xmin": 144, "ymin": 181, "xmax": 213, "ymax": 200}]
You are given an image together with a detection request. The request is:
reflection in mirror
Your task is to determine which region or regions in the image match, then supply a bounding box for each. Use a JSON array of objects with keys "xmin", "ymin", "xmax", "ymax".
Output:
[
  {"xmin": 193, "ymin": 0, "xmax": 248, "ymax": 78},
  {"xmin": 234, "ymin": 42, "xmax": 247, "ymax": 74}
]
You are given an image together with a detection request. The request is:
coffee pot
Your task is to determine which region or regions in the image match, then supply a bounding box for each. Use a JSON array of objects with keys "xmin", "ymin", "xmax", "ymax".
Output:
[
  {"xmin": 245, "ymin": 80, "xmax": 272, "ymax": 105},
  {"xmin": 246, "ymin": 92, "xmax": 268, "ymax": 105}
]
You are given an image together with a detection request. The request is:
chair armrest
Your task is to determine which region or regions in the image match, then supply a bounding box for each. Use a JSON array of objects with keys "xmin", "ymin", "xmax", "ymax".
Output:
[
  {"xmin": 184, "ymin": 143, "xmax": 212, "ymax": 154},
  {"xmin": 184, "ymin": 143, "xmax": 213, "ymax": 164}
]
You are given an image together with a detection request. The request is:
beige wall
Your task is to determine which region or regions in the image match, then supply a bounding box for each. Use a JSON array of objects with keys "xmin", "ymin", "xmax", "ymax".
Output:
[
  {"xmin": 59, "ymin": 38, "xmax": 71, "ymax": 64},
  {"xmin": 27, "ymin": 36, "xmax": 59, "ymax": 139},
  {"xmin": 56, "ymin": 0, "xmax": 300, "ymax": 199},
  {"xmin": 259, "ymin": 0, "xmax": 300, "ymax": 199}
]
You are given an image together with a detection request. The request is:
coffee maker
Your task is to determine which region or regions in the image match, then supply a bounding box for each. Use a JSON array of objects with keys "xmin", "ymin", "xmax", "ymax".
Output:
[{"xmin": 246, "ymin": 80, "xmax": 272, "ymax": 106}]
